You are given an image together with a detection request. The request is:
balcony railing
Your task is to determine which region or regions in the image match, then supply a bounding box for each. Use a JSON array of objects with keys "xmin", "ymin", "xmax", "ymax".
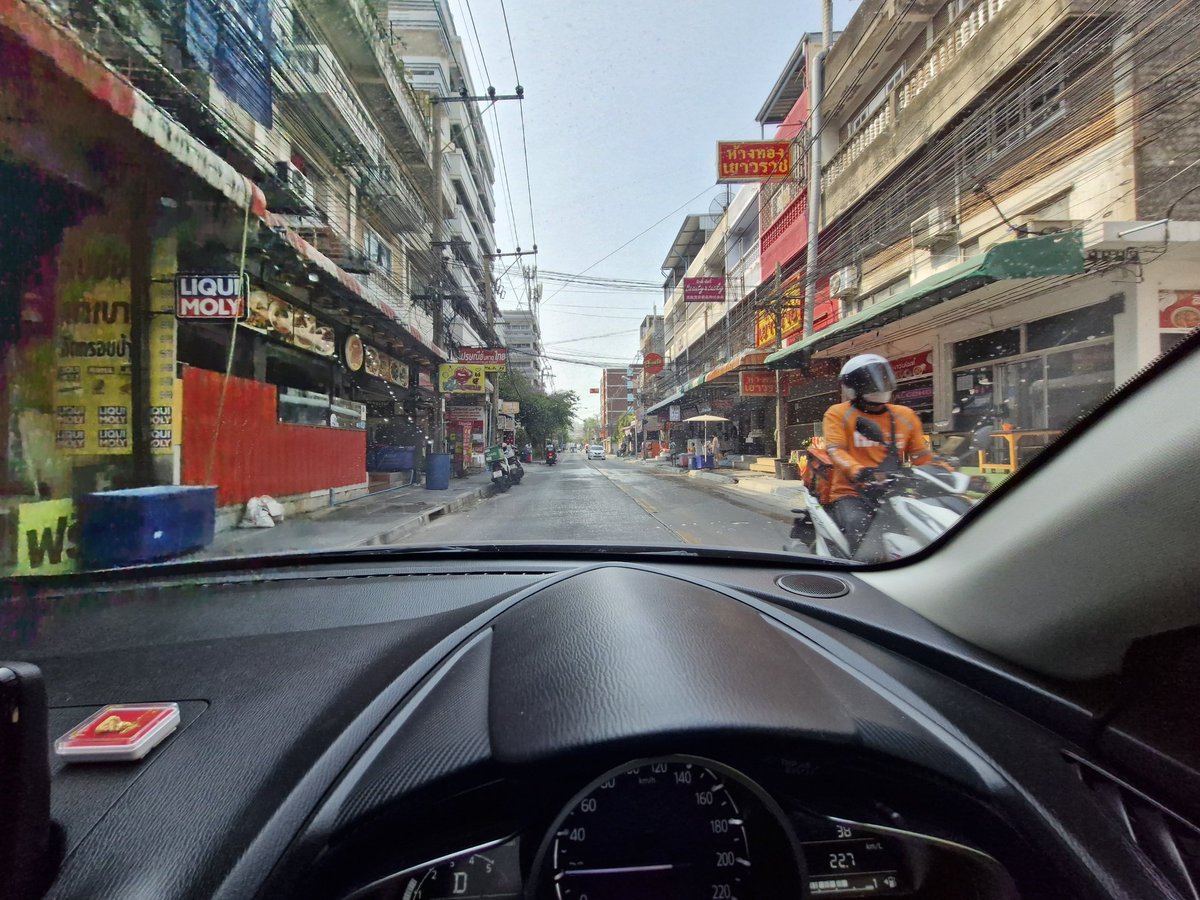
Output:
[
  {"xmin": 824, "ymin": 0, "xmax": 1012, "ymax": 184},
  {"xmin": 286, "ymin": 44, "xmax": 384, "ymax": 158}
]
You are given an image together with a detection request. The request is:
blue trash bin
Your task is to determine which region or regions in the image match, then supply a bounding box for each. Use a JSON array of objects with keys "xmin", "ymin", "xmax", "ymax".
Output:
[
  {"xmin": 704, "ymin": 454, "xmax": 715, "ymax": 469},
  {"xmin": 425, "ymin": 452, "xmax": 452, "ymax": 490},
  {"xmin": 689, "ymin": 454, "xmax": 702, "ymax": 470},
  {"xmin": 79, "ymin": 485, "xmax": 216, "ymax": 568}
]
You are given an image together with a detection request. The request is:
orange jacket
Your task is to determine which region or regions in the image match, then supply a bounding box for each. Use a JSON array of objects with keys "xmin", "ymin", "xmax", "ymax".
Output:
[{"xmin": 822, "ymin": 401, "xmax": 934, "ymax": 502}]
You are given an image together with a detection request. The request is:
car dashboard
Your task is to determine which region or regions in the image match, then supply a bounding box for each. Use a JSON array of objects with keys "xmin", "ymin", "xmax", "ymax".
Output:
[{"xmin": 2, "ymin": 553, "xmax": 1194, "ymax": 900}]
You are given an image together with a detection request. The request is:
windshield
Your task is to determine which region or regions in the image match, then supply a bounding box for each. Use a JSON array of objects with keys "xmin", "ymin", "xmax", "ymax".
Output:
[{"xmin": 0, "ymin": 0, "xmax": 1195, "ymax": 575}]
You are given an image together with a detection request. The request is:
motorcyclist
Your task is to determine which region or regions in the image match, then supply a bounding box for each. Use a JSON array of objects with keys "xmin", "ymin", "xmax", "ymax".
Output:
[{"xmin": 822, "ymin": 354, "xmax": 938, "ymax": 552}]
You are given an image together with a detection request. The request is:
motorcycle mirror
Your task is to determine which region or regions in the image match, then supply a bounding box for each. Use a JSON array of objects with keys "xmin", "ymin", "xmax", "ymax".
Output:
[{"xmin": 854, "ymin": 416, "xmax": 886, "ymax": 443}]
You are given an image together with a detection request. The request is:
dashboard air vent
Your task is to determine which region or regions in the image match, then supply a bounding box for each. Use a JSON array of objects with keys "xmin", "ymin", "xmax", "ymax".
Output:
[
  {"xmin": 775, "ymin": 573, "xmax": 850, "ymax": 599},
  {"xmin": 1068, "ymin": 752, "xmax": 1200, "ymax": 899}
]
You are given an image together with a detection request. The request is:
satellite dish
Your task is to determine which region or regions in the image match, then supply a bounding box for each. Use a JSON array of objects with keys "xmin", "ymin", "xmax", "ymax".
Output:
[{"xmin": 709, "ymin": 185, "xmax": 733, "ymax": 217}]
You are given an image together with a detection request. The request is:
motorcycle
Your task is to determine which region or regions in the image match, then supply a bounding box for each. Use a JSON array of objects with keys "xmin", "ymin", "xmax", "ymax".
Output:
[
  {"xmin": 785, "ymin": 417, "xmax": 977, "ymax": 562},
  {"xmin": 502, "ymin": 443, "xmax": 524, "ymax": 484},
  {"xmin": 485, "ymin": 445, "xmax": 519, "ymax": 492},
  {"xmin": 546, "ymin": 447, "xmax": 557, "ymax": 466}
]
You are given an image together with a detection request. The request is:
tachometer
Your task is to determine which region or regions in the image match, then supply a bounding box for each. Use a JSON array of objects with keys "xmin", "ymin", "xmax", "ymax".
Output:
[{"xmin": 533, "ymin": 757, "xmax": 803, "ymax": 900}]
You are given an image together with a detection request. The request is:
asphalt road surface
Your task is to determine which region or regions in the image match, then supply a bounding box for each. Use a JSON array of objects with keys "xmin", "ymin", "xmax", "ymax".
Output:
[{"xmin": 407, "ymin": 452, "xmax": 792, "ymax": 551}]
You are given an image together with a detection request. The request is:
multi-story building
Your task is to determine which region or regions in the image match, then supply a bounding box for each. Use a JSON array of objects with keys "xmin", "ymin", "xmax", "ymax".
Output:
[
  {"xmin": 650, "ymin": 0, "xmax": 1200, "ymax": 465},
  {"xmin": 599, "ymin": 367, "xmax": 636, "ymax": 451},
  {"xmin": 388, "ymin": 0, "xmax": 499, "ymax": 354},
  {"xmin": 0, "ymin": 0, "xmax": 495, "ymax": 560},
  {"xmin": 765, "ymin": 0, "xmax": 1200, "ymax": 457},
  {"xmin": 498, "ymin": 308, "xmax": 544, "ymax": 391}
]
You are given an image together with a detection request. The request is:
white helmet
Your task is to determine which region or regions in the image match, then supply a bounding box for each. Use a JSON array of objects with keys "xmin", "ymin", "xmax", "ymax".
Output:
[{"xmin": 839, "ymin": 354, "xmax": 896, "ymax": 404}]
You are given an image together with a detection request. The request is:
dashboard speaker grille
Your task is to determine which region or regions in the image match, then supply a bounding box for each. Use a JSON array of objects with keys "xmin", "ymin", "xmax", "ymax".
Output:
[{"xmin": 775, "ymin": 573, "xmax": 850, "ymax": 599}]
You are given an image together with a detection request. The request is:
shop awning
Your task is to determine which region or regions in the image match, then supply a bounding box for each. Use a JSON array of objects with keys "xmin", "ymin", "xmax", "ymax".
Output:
[
  {"xmin": 706, "ymin": 350, "xmax": 768, "ymax": 382},
  {"xmin": 2, "ymin": 0, "xmax": 447, "ymax": 363},
  {"xmin": 765, "ymin": 231, "xmax": 1086, "ymax": 368},
  {"xmin": 646, "ymin": 387, "xmax": 687, "ymax": 416}
]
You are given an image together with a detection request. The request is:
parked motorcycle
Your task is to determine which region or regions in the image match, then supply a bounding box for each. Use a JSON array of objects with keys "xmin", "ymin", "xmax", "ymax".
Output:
[
  {"xmin": 486, "ymin": 445, "xmax": 517, "ymax": 492},
  {"xmin": 785, "ymin": 417, "xmax": 976, "ymax": 562},
  {"xmin": 502, "ymin": 442, "xmax": 524, "ymax": 484}
]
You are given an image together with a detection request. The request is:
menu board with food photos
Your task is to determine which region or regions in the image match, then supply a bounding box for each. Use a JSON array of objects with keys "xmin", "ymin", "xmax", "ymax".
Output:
[
  {"xmin": 242, "ymin": 289, "xmax": 336, "ymax": 357},
  {"xmin": 362, "ymin": 344, "xmax": 409, "ymax": 387}
]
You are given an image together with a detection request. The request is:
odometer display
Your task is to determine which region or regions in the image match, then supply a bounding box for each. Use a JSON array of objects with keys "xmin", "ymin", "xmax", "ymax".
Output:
[{"xmin": 540, "ymin": 759, "xmax": 787, "ymax": 900}]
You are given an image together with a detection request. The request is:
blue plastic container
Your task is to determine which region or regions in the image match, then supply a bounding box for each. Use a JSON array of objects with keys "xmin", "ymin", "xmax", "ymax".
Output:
[
  {"xmin": 79, "ymin": 485, "xmax": 216, "ymax": 568},
  {"xmin": 369, "ymin": 446, "xmax": 415, "ymax": 472},
  {"xmin": 689, "ymin": 454, "xmax": 702, "ymax": 470},
  {"xmin": 704, "ymin": 454, "xmax": 715, "ymax": 469},
  {"xmin": 425, "ymin": 452, "xmax": 451, "ymax": 490}
]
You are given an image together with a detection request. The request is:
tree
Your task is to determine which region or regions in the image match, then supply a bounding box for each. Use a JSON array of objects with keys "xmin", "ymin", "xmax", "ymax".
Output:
[
  {"xmin": 500, "ymin": 370, "xmax": 579, "ymax": 450},
  {"xmin": 578, "ymin": 416, "xmax": 600, "ymax": 444}
]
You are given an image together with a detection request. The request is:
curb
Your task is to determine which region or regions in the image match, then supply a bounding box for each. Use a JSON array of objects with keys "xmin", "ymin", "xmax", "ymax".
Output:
[{"xmin": 354, "ymin": 481, "xmax": 499, "ymax": 546}]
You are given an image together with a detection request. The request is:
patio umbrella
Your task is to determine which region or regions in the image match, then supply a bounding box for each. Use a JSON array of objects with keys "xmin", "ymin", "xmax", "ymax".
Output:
[{"xmin": 682, "ymin": 414, "xmax": 730, "ymax": 444}]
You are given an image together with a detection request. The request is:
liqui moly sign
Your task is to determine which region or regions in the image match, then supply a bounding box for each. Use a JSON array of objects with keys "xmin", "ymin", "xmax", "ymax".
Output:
[{"xmin": 175, "ymin": 273, "xmax": 248, "ymax": 319}]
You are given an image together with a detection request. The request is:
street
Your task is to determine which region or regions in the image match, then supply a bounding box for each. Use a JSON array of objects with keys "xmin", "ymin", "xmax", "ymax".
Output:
[{"xmin": 407, "ymin": 452, "xmax": 793, "ymax": 550}]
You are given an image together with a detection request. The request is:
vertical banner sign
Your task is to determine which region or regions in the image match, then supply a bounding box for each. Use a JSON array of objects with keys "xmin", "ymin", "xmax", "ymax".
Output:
[
  {"xmin": 55, "ymin": 277, "xmax": 133, "ymax": 456},
  {"xmin": 717, "ymin": 141, "xmax": 792, "ymax": 182},
  {"xmin": 54, "ymin": 235, "xmax": 178, "ymax": 457},
  {"xmin": 683, "ymin": 276, "xmax": 726, "ymax": 303},
  {"xmin": 669, "ymin": 405, "xmax": 681, "ymax": 422},
  {"xmin": 150, "ymin": 240, "xmax": 179, "ymax": 454}
]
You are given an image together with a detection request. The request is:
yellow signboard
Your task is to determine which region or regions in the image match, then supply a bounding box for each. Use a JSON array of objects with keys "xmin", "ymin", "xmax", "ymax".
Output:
[
  {"xmin": 14, "ymin": 499, "xmax": 78, "ymax": 575},
  {"xmin": 53, "ymin": 237, "xmax": 178, "ymax": 456},
  {"xmin": 438, "ymin": 364, "xmax": 487, "ymax": 394}
]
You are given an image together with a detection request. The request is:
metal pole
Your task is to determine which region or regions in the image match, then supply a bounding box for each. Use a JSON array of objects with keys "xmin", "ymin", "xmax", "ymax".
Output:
[
  {"xmin": 802, "ymin": 35, "xmax": 827, "ymax": 341},
  {"xmin": 431, "ymin": 101, "xmax": 446, "ymax": 453},
  {"xmin": 485, "ymin": 254, "xmax": 499, "ymax": 446},
  {"xmin": 772, "ymin": 264, "xmax": 786, "ymax": 461}
]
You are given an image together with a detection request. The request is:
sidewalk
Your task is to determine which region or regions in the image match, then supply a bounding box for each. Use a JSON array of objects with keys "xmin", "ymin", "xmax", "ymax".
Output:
[
  {"xmin": 618, "ymin": 456, "xmax": 807, "ymax": 519},
  {"xmin": 196, "ymin": 470, "xmax": 497, "ymax": 559}
]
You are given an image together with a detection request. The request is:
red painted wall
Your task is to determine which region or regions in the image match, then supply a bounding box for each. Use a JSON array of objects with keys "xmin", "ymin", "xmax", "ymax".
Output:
[
  {"xmin": 181, "ymin": 367, "xmax": 366, "ymax": 507},
  {"xmin": 760, "ymin": 89, "xmax": 813, "ymax": 277}
]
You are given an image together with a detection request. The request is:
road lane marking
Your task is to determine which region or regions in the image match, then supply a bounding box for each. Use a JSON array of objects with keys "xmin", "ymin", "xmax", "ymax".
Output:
[
  {"xmin": 635, "ymin": 498, "xmax": 657, "ymax": 514},
  {"xmin": 676, "ymin": 530, "xmax": 700, "ymax": 544}
]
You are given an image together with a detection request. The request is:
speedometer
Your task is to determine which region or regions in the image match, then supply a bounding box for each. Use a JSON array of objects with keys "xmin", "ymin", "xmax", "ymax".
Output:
[{"xmin": 533, "ymin": 757, "xmax": 804, "ymax": 900}]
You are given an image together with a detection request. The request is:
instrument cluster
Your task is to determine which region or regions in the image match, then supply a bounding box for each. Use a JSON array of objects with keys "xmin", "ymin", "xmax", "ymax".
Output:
[{"xmin": 341, "ymin": 756, "xmax": 1016, "ymax": 900}]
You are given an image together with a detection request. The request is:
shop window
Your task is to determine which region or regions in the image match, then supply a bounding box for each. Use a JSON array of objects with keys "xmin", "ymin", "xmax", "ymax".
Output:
[
  {"xmin": 953, "ymin": 327, "xmax": 1020, "ymax": 367},
  {"xmin": 1042, "ymin": 343, "xmax": 1114, "ymax": 430},
  {"xmin": 1026, "ymin": 299, "xmax": 1118, "ymax": 351},
  {"xmin": 264, "ymin": 342, "xmax": 330, "ymax": 394}
]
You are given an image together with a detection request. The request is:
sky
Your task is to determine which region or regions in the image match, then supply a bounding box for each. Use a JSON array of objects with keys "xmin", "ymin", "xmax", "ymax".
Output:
[{"xmin": 448, "ymin": 0, "xmax": 855, "ymax": 420}]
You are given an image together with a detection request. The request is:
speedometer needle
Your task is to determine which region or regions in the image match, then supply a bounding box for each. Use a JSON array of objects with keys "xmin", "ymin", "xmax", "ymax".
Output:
[{"xmin": 560, "ymin": 865, "xmax": 676, "ymax": 877}]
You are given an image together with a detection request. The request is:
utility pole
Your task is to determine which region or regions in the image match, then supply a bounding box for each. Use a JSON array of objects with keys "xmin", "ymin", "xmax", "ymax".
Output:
[
  {"xmin": 483, "ymin": 253, "xmax": 499, "ymax": 445},
  {"xmin": 802, "ymin": 3, "xmax": 833, "ymax": 340},
  {"xmin": 431, "ymin": 87, "xmax": 524, "ymax": 453},
  {"xmin": 430, "ymin": 100, "xmax": 446, "ymax": 454},
  {"xmin": 772, "ymin": 263, "xmax": 787, "ymax": 462}
]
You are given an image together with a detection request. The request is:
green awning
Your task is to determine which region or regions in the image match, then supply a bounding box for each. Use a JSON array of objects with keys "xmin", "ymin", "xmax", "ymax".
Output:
[{"xmin": 765, "ymin": 230, "xmax": 1085, "ymax": 368}]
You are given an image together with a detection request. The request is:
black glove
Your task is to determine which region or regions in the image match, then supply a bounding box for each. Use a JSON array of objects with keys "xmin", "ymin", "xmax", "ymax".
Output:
[{"xmin": 855, "ymin": 467, "xmax": 876, "ymax": 484}]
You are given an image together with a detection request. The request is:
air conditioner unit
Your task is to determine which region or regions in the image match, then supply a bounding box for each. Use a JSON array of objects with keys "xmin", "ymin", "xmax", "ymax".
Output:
[
  {"xmin": 830, "ymin": 265, "xmax": 861, "ymax": 298},
  {"xmin": 911, "ymin": 206, "xmax": 958, "ymax": 249},
  {"xmin": 1018, "ymin": 219, "xmax": 1079, "ymax": 238},
  {"xmin": 273, "ymin": 161, "xmax": 317, "ymax": 214}
]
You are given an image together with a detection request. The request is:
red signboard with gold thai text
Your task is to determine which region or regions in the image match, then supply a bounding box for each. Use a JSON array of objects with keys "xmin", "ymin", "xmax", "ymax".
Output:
[{"xmin": 717, "ymin": 141, "xmax": 792, "ymax": 182}]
